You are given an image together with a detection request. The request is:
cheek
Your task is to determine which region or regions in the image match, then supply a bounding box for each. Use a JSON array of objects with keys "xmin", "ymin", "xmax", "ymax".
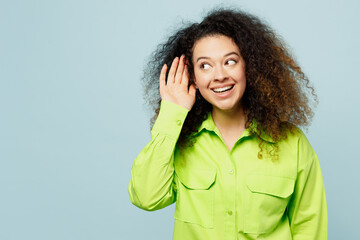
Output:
[
  {"xmin": 194, "ymin": 72, "xmax": 210, "ymax": 88},
  {"xmin": 232, "ymin": 68, "xmax": 246, "ymax": 84}
]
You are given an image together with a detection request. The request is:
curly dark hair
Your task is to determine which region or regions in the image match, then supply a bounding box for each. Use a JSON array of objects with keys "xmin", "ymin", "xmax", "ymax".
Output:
[{"xmin": 142, "ymin": 8, "xmax": 317, "ymax": 156}]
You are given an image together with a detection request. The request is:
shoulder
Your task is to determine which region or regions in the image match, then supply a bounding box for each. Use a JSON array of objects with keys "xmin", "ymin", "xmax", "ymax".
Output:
[
  {"xmin": 280, "ymin": 124, "xmax": 318, "ymax": 170},
  {"xmin": 281, "ymin": 123, "xmax": 310, "ymax": 146}
]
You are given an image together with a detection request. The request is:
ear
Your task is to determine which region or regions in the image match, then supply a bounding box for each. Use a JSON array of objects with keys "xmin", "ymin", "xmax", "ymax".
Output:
[{"xmin": 192, "ymin": 78, "xmax": 198, "ymax": 89}]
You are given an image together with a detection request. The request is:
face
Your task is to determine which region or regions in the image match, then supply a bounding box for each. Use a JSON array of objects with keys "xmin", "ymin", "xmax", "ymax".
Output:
[{"xmin": 192, "ymin": 35, "xmax": 246, "ymax": 114}]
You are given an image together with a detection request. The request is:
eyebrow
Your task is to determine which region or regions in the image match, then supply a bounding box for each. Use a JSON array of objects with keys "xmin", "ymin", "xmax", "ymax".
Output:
[{"xmin": 196, "ymin": 51, "xmax": 240, "ymax": 63}]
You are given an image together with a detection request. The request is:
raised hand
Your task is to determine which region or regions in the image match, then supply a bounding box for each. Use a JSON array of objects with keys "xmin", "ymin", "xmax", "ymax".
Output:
[{"xmin": 159, "ymin": 55, "xmax": 196, "ymax": 111}]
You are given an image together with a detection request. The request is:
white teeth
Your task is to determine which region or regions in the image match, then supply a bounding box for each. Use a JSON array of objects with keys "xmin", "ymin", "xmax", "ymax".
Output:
[{"xmin": 213, "ymin": 85, "xmax": 233, "ymax": 93}]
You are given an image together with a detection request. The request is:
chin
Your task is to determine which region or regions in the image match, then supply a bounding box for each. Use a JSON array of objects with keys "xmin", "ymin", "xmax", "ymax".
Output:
[{"xmin": 212, "ymin": 102, "xmax": 241, "ymax": 112}]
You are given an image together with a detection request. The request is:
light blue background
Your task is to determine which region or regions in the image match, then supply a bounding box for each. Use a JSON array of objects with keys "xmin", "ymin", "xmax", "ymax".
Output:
[{"xmin": 1, "ymin": 0, "xmax": 359, "ymax": 239}]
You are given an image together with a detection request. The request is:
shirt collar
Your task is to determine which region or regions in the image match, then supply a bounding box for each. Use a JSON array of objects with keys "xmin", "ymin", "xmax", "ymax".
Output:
[
  {"xmin": 198, "ymin": 112, "xmax": 216, "ymax": 132},
  {"xmin": 197, "ymin": 112, "xmax": 275, "ymax": 143}
]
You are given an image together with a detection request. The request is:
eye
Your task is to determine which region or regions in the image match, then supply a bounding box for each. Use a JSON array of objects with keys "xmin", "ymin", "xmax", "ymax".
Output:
[
  {"xmin": 226, "ymin": 59, "xmax": 237, "ymax": 65},
  {"xmin": 200, "ymin": 63, "xmax": 211, "ymax": 70}
]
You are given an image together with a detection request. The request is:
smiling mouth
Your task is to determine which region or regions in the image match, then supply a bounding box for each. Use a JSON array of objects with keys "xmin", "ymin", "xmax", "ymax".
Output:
[{"xmin": 212, "ymin": 85, "xmax": 234, "ymax": 93}]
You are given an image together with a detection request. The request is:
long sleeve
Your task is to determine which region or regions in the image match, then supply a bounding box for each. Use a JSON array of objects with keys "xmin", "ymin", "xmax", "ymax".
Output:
[
  {"xmin": 128, "ymin": 100, "xmax": 189, "ymax": 211},
  {"xmin": 288, "ymin": 133, "xmax": 328, "ymax": 239}
]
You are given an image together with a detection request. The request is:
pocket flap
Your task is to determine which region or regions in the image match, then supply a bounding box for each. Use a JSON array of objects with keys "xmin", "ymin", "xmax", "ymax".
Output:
[
  {"xmin": 176, "ymin": 168, "xmax": 216, "ymax": 190},
  {"xmin": 246, "ymin": 174, "xmax": 294, "ymax": 198}
]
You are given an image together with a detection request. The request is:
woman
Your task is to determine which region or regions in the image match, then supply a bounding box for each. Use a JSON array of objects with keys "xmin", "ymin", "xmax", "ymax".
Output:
[{"xmin": 129, "ymin": 8, "xmax": 327, "ymax": 240}]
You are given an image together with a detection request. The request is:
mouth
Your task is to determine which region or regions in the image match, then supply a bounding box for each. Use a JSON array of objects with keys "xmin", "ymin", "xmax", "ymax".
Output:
[{"xmin": 212, "ymin": 85, "xmax": 234, "ymax": 93}]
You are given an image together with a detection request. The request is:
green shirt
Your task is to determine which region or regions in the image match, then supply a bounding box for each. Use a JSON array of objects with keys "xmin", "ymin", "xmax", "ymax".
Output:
[{"xmin": 129, "ymin": 100, "xmax": 328, "ymax": 240}]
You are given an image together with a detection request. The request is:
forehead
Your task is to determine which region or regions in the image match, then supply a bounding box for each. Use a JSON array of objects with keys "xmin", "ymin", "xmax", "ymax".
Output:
[{"xmin": 192, "ymin": 35, "xmax": 239, "ymax": 58}]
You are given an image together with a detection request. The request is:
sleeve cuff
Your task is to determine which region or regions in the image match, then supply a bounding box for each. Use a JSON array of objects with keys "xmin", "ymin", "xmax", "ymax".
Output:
[{"xmin": 151, "ymin": 100, "xmax": 189, "ymax": 140}]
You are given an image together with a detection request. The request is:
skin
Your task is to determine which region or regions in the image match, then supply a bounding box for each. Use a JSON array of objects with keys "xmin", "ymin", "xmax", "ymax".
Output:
[
  {"xmin": 159, "ymin": 35, "xmax": 247, "ymax": 151},
  {"xmin": 159, "ymin": 55, "xmax": 196, "ymax": 111}
]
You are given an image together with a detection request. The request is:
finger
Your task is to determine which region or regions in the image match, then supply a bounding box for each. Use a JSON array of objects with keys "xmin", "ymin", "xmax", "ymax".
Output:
[
  {"xmin": 175, "ymin": 55, "xmax": 185, "ymax": 84},
  {"xmin": 168, "ymin": 57, "xmax": 179, "ymax": 84},
  {"xmin": 159, "ymin": 64, "xmax": 167, "ymax": 89},
  {"xmin": 180, "ymin": 64, "xmax": 190, "ymax": 90}
]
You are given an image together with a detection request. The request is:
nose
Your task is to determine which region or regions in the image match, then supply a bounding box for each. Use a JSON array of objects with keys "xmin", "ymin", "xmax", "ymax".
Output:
[{"xmin": 214, "ymin": 65, "xmax": 228, "ymax": 81}]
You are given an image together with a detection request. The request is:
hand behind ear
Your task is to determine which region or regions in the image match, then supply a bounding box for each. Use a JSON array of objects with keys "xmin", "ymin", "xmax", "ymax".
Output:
[{"xmin": 159, "ymin": 55, "xmax": 196, "ymax": 110}]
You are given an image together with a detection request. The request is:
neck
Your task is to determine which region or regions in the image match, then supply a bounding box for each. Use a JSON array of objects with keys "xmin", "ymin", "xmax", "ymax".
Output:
[{"xmin": 211, "ymin": 103, "xmax": 247, "ymax": 130}]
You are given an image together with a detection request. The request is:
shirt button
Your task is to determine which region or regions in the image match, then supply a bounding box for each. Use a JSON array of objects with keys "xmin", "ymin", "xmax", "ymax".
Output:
[
  {"xmin": 176, "ymin": 120, "xmax": 182, "ymax": 126},
  {"xmin": 228, "ymin": 169, "xmax": 234, "ymax": 175},
  {"xmin": 227, "ymin": 210, "xmax": 233, "ymax": 215}
]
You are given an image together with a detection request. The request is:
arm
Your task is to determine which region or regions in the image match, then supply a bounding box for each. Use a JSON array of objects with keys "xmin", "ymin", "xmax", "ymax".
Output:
[
  {"xmin": 128, "ymin": 100, "xmax": 188, "ymax": 211},
  {"xmin": 288, "ymin": 133, "xmax": 328, "ymax": 239},
  {"xmin": 129, "ymin": 55, "xmax": 196, "ymax": 211}
]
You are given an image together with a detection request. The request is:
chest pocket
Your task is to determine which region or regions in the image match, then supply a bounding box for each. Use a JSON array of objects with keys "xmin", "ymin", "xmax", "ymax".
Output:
[
  {"xmin": 174, "ymin": 168, "xmax": 216, "ymax": 228},
  {"xmin": 244, "ymin": 174, "xmax": 295, "ymax": 234}
]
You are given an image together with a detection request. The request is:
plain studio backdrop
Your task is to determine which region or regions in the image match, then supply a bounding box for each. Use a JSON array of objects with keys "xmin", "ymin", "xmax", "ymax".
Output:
[{"xmin": 0, "ymin": 0, "xmax": 359, "ymax": 239}]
